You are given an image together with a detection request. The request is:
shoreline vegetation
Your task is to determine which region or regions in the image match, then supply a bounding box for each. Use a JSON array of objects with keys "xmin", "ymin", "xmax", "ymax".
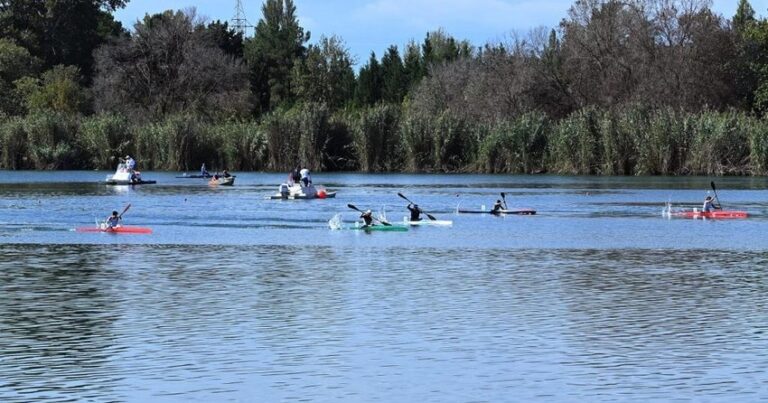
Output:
[{"xmin": 2, "ymin": 0, "xmax": 768, "ymax": 175}]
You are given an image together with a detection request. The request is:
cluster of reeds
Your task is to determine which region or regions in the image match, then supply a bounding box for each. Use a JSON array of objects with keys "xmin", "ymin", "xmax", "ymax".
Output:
[{"xmin": 1, "ymin": 107, "xmax": 768, "ymax": 175}]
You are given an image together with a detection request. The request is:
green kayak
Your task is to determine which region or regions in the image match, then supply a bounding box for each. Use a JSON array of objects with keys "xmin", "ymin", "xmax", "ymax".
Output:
[{"xmin": 351, "ymin": 224, "xmax": 408, "ymax": 232}]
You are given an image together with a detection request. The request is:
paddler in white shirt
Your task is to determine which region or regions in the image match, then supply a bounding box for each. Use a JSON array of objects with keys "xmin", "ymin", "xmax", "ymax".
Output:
[
  {"xmin": 299, "ymin": 168, "xmax": 311, "ymax": 187},
  {"xmin": 703, "ymin": 195, "xmax": 719, "ymax": 212},
  {"xmin": 106, "ymin": 211, "xmax": 122, "ymax": 228}
]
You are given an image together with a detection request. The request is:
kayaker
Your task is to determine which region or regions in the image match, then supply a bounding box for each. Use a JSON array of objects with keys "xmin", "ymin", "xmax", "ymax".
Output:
[
  {"xmin": 300, "ymin": 168, "xmax": 312, "ymax": 187},
  {"xmin": 407, "ymin": 203, "xmax": 422, "ymax": 221},
  {"xmin": 201, "ymin": 163, "xmax": 209, "ymax": 177},
  {"xmin": 360, "ymin": 209, "xmax": 374, "ymax": 227},
  {"xmin": 703, "ymin": 195, "xmax": 720, "ymax": 212},
  {"xmin": 491, "ymin": 199, "xmax": 504, "ymax": 214},
  {"xmin": 223, "ymin": 169, "xmax": 231, "ymax": 178},
  {"xmin": 106, "ymin": 210, "xmax": 122, "ymax": 228}
]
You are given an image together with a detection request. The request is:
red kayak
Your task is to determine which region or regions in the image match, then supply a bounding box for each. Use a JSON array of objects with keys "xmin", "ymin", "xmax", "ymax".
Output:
[
  {"xmin": 76, "ymin": 225, "xmax": 153, "ymax": 234},
  {"xmin": 672, "ymin": 210, "xmax": 748, "ymax": 219}
]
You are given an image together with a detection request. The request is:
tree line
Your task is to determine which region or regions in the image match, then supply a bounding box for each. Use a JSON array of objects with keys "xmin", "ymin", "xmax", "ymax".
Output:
[{"xmin": 1, "ymin": 0, "xmax": 768, "ymax": 175}]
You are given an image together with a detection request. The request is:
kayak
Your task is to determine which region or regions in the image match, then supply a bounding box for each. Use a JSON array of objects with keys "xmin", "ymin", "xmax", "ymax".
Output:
[
  {"xmin": 457, "ymin": 208, "xmax": 537, "ymax": 215},
  {"xmin": 403, "ymin": 219, "xmax": 453, "ymax": 226},
  {"xmin": 76, "ymin": 225, "xmax": 153, "ymax": 234},
  {"xmin": 209, "ymin": 176, "xmax": 235, "ymax": 186},
  {"xmin": 672, "ymin": 210, "xmax": 748, "ymax": 219},
  {"xmin": 351, "ymin": 224, "xmax": 408, "ymax": 232}
]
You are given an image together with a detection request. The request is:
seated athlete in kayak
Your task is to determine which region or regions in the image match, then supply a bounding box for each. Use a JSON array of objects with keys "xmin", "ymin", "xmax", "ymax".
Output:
[
  {"xmin": 360, "ymin": 209, "xmax": 374, "ymax": 227},
  {"xmin": 703, "ymin": 196, "xmax": 720, "ymax": 212},
  {"xmin": 106, "ymin": 210, "xmax": 122, "ymax": 228},
  {"xmin": 407, "ymin": 203, "xmax": 422, "ymax": 221},
  {"xmin": 491, "ymin": 199, "xmax": 504, "ymax": 214},
  {"xmin": 222, "ymin": 169, "xmax": 232, "ymax": 178}
]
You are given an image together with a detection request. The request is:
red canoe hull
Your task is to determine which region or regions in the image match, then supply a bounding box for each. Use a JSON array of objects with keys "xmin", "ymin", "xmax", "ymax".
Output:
[
  {"xmin": 672, "ymin": 210, "xmax": 748, "ymax": 219},
  {"xmin": 76, "ymin": 226, "xmax": 153, "ymax": 234}
]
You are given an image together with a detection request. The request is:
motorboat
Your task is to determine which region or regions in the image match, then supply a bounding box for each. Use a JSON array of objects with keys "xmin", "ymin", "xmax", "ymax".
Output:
[{"xmin": 268, "ymin": 183, "xmax": 335, "ymax": 199}]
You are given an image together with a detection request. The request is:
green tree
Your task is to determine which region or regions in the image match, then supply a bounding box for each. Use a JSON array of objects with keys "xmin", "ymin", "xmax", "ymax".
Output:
[
  {"xmin": 292, "ymin": 35, "xmax": 355, "ymax": 109},
  {"xmin": 355, "ymin": 52, "xmax": 382, "ymax": 106},
  {"xmin": 15, "ymin": 65, "xmax": 88, "ymax": 114},
  {"xmin": 199, "ymin": 20, "xmax": 244, "ymax": 58},
  {"xmin": 402, "ymin": 40, "xmax": 424, "ymax": 96},
  {"xmin": 0, "ymin": 0, "xmax": 127, "ymax": 81},
  {"xmin": 244, "ymin": 0, "xmax": 310, "ymax": 114},
  {"xmin": 380, "ymin": 45, "xmax": 406, "ymax": 103},
  {"xmin": 0, "ymin": 38, "xmax": 40, "ymax": 115},
  {"xmin": 421, "ymin": 29, "xmax": 473, "ymax": 70},
  {"xmin": 733, "ymin": 0, "xmax": 758, "ymax": 110}
]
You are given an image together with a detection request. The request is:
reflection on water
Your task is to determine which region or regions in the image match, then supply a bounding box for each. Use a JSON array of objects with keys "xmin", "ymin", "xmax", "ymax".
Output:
[{"xmin": 1, "ymin": 245, "xmax": 767, "ymax": 402}]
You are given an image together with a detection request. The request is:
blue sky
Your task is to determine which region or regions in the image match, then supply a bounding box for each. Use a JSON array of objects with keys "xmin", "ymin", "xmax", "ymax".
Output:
[{"xmin": 115, "ymin": 0, "xmax": 768, "ymax": 66}]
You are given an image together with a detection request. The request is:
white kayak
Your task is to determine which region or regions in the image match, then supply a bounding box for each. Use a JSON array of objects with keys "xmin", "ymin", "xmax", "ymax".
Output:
[{"xmin": 403, "ymin": 219, "xmax": 453, "ymax": 226}]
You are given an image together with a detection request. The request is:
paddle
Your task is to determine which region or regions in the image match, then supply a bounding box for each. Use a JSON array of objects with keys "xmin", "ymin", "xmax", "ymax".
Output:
[
  {"xmin": 397, "ymin": 192, "xmax": 436, "ymax": 220},
  {"xmin": 500, "ymin": 192, "xmax": 508, "ymax": 210},
  {"xmin": 119, "ymin": 203, "xmax": 131, "ymax": 218},
  {"xmin": 347, "ymin": 203, "xmax": 392, "ymax": 226},
  {"xmin": 710, "ymin": 181, "xmax": 723, "ymax": 210}
]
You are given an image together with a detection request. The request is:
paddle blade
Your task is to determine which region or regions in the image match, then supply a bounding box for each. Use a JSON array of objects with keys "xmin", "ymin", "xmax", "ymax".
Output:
[
  {"xmin": 347, "ymin": 203, "xmax": 361, "ymax": 212},
  {"xmin": 710, "ymin": 181, "xmax": 716, "ymax": 192},
  {"xmin": 426, "ymin": 213, "xmax": 437, "ymax": 221}
]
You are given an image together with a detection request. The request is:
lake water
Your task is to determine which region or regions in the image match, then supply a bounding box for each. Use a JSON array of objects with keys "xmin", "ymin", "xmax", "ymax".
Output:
[{"xmin": 1, "ymin": 171, "xmax": 767, "ymax": 402}]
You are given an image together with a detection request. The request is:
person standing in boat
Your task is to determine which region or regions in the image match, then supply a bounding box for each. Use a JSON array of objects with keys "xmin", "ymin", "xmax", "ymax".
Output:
[
  {"xmin": 491, "ymin": 199, "xmax": 504, "ymax": 215},
  {"xmin": 106, "ymin": 210, "xmax": 122, "ymax": 228},
  {"xmin": 703, "ymin": 195, "xmax": 720, "ymax": 212},
  {"xmin": 407, "ymin": 203, "xmax": 422, "ymax": 221},
  {"xmin": 299, "ymin": 168, "xmax": 312, "ymax": 187},
  {"xmin": 201, "ymin": 163, "xmax": 209, "ymax": 177},
  {"xmin": 125, "ymin": 155, "xmax": 136, "ymax": 171},
  {"xmin": 290, "ymin": 166, "xmax": 301, "ymax": 185},
  {"xmin": 360, "ymin": 209, "xmax": 374, "ymax": 227}
]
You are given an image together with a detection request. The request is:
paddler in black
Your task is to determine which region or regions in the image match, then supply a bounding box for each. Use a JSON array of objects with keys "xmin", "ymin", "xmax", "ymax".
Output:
[
  {"xmin": 360, "ymin": 209, "xmax": 374, "ymax": 227},
  {"xmin": 491, "ymin": 199, "xmax": 504, "ymax": 215},
  {"xmin": 407, "ymin": 203, "xmax": 422, "ymax": 221}
]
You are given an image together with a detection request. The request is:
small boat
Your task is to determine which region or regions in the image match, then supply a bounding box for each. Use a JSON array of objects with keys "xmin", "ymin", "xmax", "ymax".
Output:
[
  {"xmin": 76, "ymin": 224, "xmax": 153, "ymax": 234},
  {"xmin": 351, "ymin": 224, "xmax": 408, "ymax": 232},
  {"xmin": 209, "ymin": 176, "xmax": 235, "ymax": 186},
  {"xmin": 403, "ymin": 219, "xmax": 453, "ymax": 226},
  {"xmin": 671, "ymin": 210, "xmax": 748, "ymax": 219},
  {"xmin": 105, "ymin": 163, "xmax": 156, "ymax": 185},
  {"xmin": 457, "ymin": 208, "xmax": 536, "ymax": 215},
  {"xmin": 269, "ymin": 183, "xmax": 336, "ymax": 200}
]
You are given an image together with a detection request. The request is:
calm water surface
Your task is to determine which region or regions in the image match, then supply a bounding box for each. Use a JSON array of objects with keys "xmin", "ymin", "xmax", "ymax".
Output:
[{"xmin": 1, "ymin": 171, "xmax": 767, "ymax": 402}]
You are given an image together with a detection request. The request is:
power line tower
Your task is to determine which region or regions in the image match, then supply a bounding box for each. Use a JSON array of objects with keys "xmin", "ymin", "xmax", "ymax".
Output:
[{"xmin": 231, "ymin": 0, "xmax": 252, "ymax": 36}]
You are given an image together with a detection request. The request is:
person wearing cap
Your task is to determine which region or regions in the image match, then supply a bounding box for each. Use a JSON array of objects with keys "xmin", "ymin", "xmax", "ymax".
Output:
[
  {"xmin": 360, "ymin": 209, "xmax": 374, "ymax": 227},
  {"xmin": 491, "ymin": 199, "xmax": 504, "ymax": 215},
  {"xmin": 407, "ymin": 203, "xmax": 422, "ymax": 221},
  {"xmin": 703, "ymin": 195, "xmax": 719, "ymax": 212},
  {"xmin": 125, "ymin": 155, "xmax": 136, "ymax": 171},
  {"xmin": 105, "ymin": 210, "xmax": 122, "ymax": 228}
]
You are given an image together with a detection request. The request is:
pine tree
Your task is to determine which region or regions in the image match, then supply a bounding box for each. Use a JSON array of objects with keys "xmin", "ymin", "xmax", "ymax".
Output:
[{"xmin": 244, "ymin": 0, "xmax": 310, "ymax": 114}]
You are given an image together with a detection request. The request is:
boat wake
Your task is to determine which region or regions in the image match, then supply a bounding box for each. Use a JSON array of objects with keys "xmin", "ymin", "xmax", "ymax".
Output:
[{"xmin": 328, "ymin": 213, "xmax": 344, "ymax": 230}]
